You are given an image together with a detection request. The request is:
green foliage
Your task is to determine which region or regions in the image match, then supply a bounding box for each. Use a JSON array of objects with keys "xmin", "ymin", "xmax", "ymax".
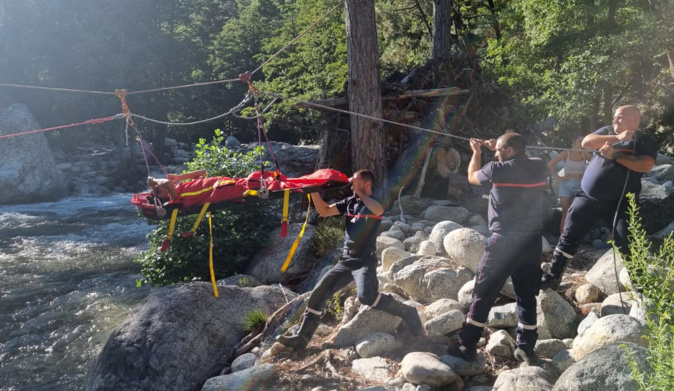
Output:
[
  {"xmin": 237, "ymin": 276, "xmax": 250, "ymax": 287},
  {"xmin": 135, "ymin": 130, "xmax": 277, "ymax": 286},
  {"xmin": 325, "ymin": 291, "xmax": 343, "ymax": 320},
  {"xmin": 308, "ymin": 216, "xmax": 345, "ymax": 257},
  {"xmin": 243, "ymin": 309, "xmax": 268, "ymax": 332},
  {"xmin": 622, "ymin": 193, "xmax": 674, "ymax": 390}
]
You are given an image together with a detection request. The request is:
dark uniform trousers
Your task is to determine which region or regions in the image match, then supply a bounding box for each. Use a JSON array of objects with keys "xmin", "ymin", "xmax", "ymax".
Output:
[
  {"xmin": 557, "ymin": 190, "xmax": 630, "ymax": 256},
  {"xmin": 460, "ymin": 232, "xmax": 542, "ymax": 351},
  {"xmin": 307, "ymin": 253, "xmax": 379, "ymax": 312}
]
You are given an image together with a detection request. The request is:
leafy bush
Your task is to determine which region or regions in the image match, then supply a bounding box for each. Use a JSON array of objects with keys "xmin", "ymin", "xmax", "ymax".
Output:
[
  {"xmin": 308, "ymin": 216, "xmax": 345, "ymax": 257},
  {"xmin": 622, "ymin": 193, "xmax": 674, "ymax": 390},
  {"xmin": 136, "ymin": 129, "xmax": 278, "ymax": 286},
  {"xmin": 243, "ymin": 309, "xmax": 268, "ymax": 333}
]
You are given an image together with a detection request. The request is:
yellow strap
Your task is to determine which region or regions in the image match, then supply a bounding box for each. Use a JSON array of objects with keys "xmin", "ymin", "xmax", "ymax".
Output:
[
  {"xmin": 190, "ymin": 202, "xmax": 211, "ymax": 234},
  {"xmin": 281, "ymin": 194, "xmax": 311, "ymax": 272},
  {"xmin": 282, "ymin": 189, "xmax": 289, "ymax": 223},
  {"xmin": 243, "ymin": 189, "xmax": 258, "ymax": 197},
  {"xmin": 167, "ymin": 208, "xmax": 179, "ymax": 241},
  {"xmin": 208, "ymin": 211, "xmax": 219, "ymax": 297},
  {"xmin": 181, "ymin": 185, "xmax": 215, "ymax": 197}
]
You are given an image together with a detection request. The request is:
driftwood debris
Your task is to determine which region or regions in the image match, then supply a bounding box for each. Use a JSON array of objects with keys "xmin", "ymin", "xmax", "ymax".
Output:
[{"xmin": 297, "ymin": 87, "xmax": 470, "ymax": 109}]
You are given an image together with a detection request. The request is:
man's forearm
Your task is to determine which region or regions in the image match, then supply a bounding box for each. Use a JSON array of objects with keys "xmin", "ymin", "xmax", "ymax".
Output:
[
  {"xmin": 467, "ymin": 152, "xmax": 482, "ymax": 185},
  {"xmin": 357, "ymin": 193, "xmax": 384, "ymax": 216},
  {"xmin": 613, "ymin": 153, "xmax": 655, "ymax": 173},
  {"xmin": 582, "ymin": 134, "xmax": 619, "ymax": 150}
]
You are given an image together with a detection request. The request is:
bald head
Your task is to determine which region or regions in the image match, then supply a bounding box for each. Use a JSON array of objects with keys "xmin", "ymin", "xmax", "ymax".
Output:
[{"xmin": 614, "ymin": 105, "xmax": 641, "ymax": 132}]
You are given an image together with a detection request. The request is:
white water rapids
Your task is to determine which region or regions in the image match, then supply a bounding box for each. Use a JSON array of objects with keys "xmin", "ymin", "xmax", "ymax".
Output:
[{"xmin": 0, "ymin": 194, "xmax": 156, "ymax": 390}]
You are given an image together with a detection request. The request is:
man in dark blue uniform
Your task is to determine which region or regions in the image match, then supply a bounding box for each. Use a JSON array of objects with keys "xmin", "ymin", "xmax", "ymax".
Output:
[
  {"xmin": 277, "ymin": 169, "xmax": 422, "ymax": 351},
  {"xmin": 541, "ymin": 105, "xmax": 658, "ymax": 289},
  {"xmin": 447, "ymin": 133, "xmax": 547, "ymax": 364}
]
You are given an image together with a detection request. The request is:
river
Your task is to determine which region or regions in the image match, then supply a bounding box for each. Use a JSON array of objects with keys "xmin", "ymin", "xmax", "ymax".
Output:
[{"xmin": 0, "ymin": 194, "xmax": 155, "ymax": 391}]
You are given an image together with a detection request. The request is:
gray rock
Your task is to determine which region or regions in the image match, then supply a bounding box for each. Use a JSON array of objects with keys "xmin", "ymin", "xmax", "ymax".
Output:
[
  {"xmin": 423, "ymin": 299, "xmax": 464, "ymax": 320},
  {"xmin": 0, "ymin": 104, "xmax": 67, "ymax": 204},
  {"xmin": 424, "ymin": 206, "xmax": 471, "ymax": 224},
  {"xmin": 230, "ymin": 353, "xmax": 257, "ymax": 373},
  {"xmin": 416, "ymin": 240, "xmax": 436, "ymax": 256},
  {"xmin": 391, "ymin": 196, "xmax": 434, "ymax": 216},
  {"xmin": 217, "ymin": 274, "xmax": 261, "ymax": 288},
  {"xmin": 351, "ymin": 357, "xmax": 394, "ymax": 383},
  {"xmin": 401, "ymin": 352, "xmax": 458, "ymax": 387},
  {"xmin": 382, "ymin": 247, "xmax": 412, "ymax": 271},
  {"xmin": 392, "ymin": 258, "xmax": 472, "ymax": 303},
  {"xmin": 537, "ymin": 290, "xmax": 577, "ymax": 340},
  {"xmin": 551, "ymin": 349, "xmax": 575, "ymax": 373},
  {"xmin": 600, "ymin": 292, "xmax": 639, "ymax": 316},
  {"xmin": 639, "ymin": 180, "xmax": 673, "ymax": 200},
  {"xmin": 571, "ymin": 314, "xmax": 646, "ymax": 360},
  {"xmin": 332, "ymin": 307, "xmax": 402, "ymax": 348},
  {"xmin": 439, "ymin": 354, "xmax": 487, "ymax": 376},
  {"xmin": 574, "ymin": 284, "xmax": 599, "ymax": 304},
  {"xmin": 381, "ymin": 227, "xmax": 405, "ymax": 241},
  {"xmin": 443, "ymin": 228, "xmax": 486, "ymax": 273},
  {"xmin": 356, "ymin": 332, "xmax": 401, "ymax": 358},
  {"xmin": 471, "ymin": 225, "xmax": 491, "ymax": 237},
  {"xmin": 85, "ymin": 284, "xmax": 291, "ymax": 391},
  {"xmin": 467, "ymin": 214, "xmax": 487, "ymax": 227},
  {"xmin": 202, "ymin": 364, "xmax": 276, "ymax": 391},
  {"xmin": 646, "ymin": 163, "xmax": 674, "ymax": 182},
  {"xmin": 428, "ymin": 221, "xmax": 463, "ymax": 256},
  {"xmin": 577, "ymin": 311, "xmax": 599, "ymax": 338},
  {"xmin": 485, "ymin": 329, "xmax": 516, "ymax": 359},
  {"xmin": 585, "ymin": 249, "xmax": 625, "ymax": 296},
  {"xmin": 553, "ymin": 343, "xmax": 650, "ymax": 391},
  {"xmin": 245, "ymin": 224, "xmax": 316, "ymax": 284},
  {"xmin": 424, "ymin": 310, "xmax": 465, "ymax": 336},
  {"xmin": 457, "ymin": 279, "xmax": 475, "ymax": 310},
  {"xmin": 394, "ymin": 221, "xmax": 411, "ymax": 233},
  {"xmin": 656, "ymin": 152, "xmax": 674, "ymax": 165},
  {"xmin": 653, "ymin": 221, "xmax": 674, "ymax": 239},
  {"xmin": 403, "ymin": 232, "xmax": 425, "ymax": 252},
  {"xmin": 376, "ymin": 236, "xmax": 405, "ymax": 257},
  {"xmin": 493, "ymin": 366, "xmax": 557, "ymax": 391},
  {"xmin": 535, "ymin": 339, "xmax": 567, "ymax": 359},
  {"xmin": 487, "ymin": 302, "xmax": 518, "ymax": 328}
]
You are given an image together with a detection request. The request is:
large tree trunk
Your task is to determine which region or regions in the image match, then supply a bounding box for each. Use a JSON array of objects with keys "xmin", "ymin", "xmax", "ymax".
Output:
[
  {"xmin": 344, "ymin": 0, "xmax": 386, "ymax": 197},
  {"xmin": 432, "ymin": 0, "xmax": 452, "ymax": 60}
]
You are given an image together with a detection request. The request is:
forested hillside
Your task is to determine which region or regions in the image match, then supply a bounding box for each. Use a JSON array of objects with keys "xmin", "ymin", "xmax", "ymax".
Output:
[{"xmin": 1, "ymin": 0, "xmax": 673, "ymax": 154}]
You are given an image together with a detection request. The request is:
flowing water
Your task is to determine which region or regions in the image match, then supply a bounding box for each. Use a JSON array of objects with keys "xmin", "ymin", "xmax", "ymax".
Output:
[{"xmin": 0, "ymin": 194, "xmax": 156, "ymax": 391}]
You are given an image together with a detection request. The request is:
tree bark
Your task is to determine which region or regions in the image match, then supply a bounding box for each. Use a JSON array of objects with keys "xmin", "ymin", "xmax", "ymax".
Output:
[
  {"xmin": 432, "ymin": 0, "xmax": 452, "ymax": 60},
  {"xmin": 344, "ymin": 0, "xmax": 386, "ymax": 196}
]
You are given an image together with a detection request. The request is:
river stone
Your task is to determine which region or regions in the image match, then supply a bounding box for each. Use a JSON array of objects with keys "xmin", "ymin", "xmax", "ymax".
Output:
[
  {"xmin": 331, "ymin": 306, "xmax": 402, "ymax": 348},
  {"xmin": 600, "ymin": 292, "xmax": 639, "ymax": 316},
  {"xmin": 487, "ymin": 302, "xmax": 518, "ymax": 328},
  {"xmin": 535, "ymin": 339, "xmax": 567, "ymax": 359},
  {"xmin": 574, "ymin": 283, "xmax": 599, "ymax": 304},
  {"xmin": 423, "ymin": 206, "xmax": 471, "ymax": 224},
  {"xmin": 403, "ymin": 232, "xmax": 425, "ymax": 252},
  {"xmin": 225, "ymin": 135, "xmax": 241, "ymax": 148},
  {"xmin": 229, "ymin": 353, "xmax": 257, "ymax": 373},
  {"xmin": 245, "ymin": 223, "xmax": 316, "ymax": 284},
  {"xmin": 467, "ymin": 214, "xmax": 487, "ymax": 227},
  {"xmin": 493, "ymin": 366, "xmax": 557, "ymax": 391},
  {"xmin": 355, "ymin": 332, "xmax": 401, "ymax": 358},
  {"xmin": 202, "ymin": 363, "xmax": 275, "ymax": 391},
  {"xmin": 571, "ymin": 314, "xmax": 646, "ymax": 360},
  {"xmin": 424, "ymin": 310, "xmax": 465, "ymax": 337},
  {"xmin": 0, "ymin": 104, "xmax": 67, "ymax": 204},
  {"xmin": 585, "ymin": 249, "xmax": 625, "ymax": 296},
  {"xmin": 443, "ymin": 228, "xmax": 486, "ymax": 273},
  {"xmin": 577, "ymin": 311, "xmax": 599, "ymax": 338},
  {"xmin": 391, "ymin": 196, "xmax": 434, "ymax": 216},
  {"xmin": 646, "ymin": 163, "xmax": 674, "ymax": 182},
  {"xmin": 382, "ymin": 247, "xmax": 411, "ymax": 271},
  {"xmin": 551, "ymin": 349, "xmax": 576, "ymax": 373},
  {"xmin": 537, "ymin": 289, "xmax": 576, "ymax": 339},
  {"xmin": 84, "ymin": 284, "xmax": 292, "ymax": 391},
  {"xmin": 381, "ymin": 227, "xmax": 405, "ymax": 241},
  {"xmin": 401, "ymin": 352, "xmax": 458, "ymax": 387},
  {"xmin": 351, "ymin": 357, "xmax": 394, "ymax": 383},
  {"xmin": 553, "ymin": 343, "xmax": 650, "ymax": 391},
  {"xmin": 392, "ymin": 258, "xmax": 471, "ymax": 303},
  {"xmin": 439, "ymin": 354, "xmax": 487, "ymax": 376},
  {"xmin": 428, "ymin": 221, "xmax": 463, "ymax": 256},
  {"xmin": 485, "ymin": 329, "xmax": 516, "ymax": 359},
  {"xmin": 376, "ymin": 236, "xmax": 405, "ymax": 257},
  {"xmin": 417, "ymin": 240, "xmax": 436, "ymax": 256},
  {"xmin": 423, "ymin": 299, "xmax": 464, "ymax": 320}
]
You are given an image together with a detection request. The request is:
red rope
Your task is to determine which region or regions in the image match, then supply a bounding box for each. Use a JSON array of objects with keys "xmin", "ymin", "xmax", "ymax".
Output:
[{"xmin": 0, "ymin": 115, "xmax": 123, "ymax": 139}]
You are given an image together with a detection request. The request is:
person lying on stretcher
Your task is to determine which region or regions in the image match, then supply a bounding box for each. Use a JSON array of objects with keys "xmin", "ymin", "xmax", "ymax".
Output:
[{"xmin": 146, "ymin": 170, "xmax": 207, "ymax": 203}]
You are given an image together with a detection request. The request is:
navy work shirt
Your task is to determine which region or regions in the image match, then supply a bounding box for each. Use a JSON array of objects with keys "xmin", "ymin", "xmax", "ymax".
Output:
[
  {"xmin": 477, "ymin": 154, "xmax": 547, "ymax": 234},
  {"xmin": 335, "ymin": 195, "xmax": 382, "ymax": 258},
  {"xmin": 581, "ymin": 126, "xmax": 658, "ymax": 201}
]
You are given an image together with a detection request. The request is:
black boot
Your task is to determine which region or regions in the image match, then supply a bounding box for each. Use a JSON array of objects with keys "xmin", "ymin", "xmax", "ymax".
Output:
[
  {"xmin": 374, "ymin": 294, "xmax": 423, "ymax": 336},
  {"xmin": 447, "ymin": 342, "xmax": 477, "ymax": 362},
  {"xmin": 540, "ymin": 249, "xmax": 573, "ymax": 290},
  {"xmin": 276, "ymin": 311, "xmax": 321, "ymax": 351}
]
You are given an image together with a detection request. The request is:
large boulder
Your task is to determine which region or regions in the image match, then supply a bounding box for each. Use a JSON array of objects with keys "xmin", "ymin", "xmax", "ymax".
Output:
[
  {"xmin": 443, "ymin": 228, "xmax": 486, "ymax": 273},
  {"xmin": 585, "ymin": 249, "xmax": 625, "ymax": 296},
  {"xmin": 391, "ymin": 256, "xmax": 473, "ymax": 303},
  {"xmin": 84, "ymin": 283, "xmax": 292, "ymax": 391},
  {"xmin": 493, "ymin": 366, "xmax": 557, "ymax": 391},
  {"xmin": 537, "ymin": 290, "xmax": 577, "ymax": 339},
  {"xmin": 570, "ymin": 314, "xmax": 646, "ymax": 360},
  {"xmin": 331, "ymin": 306, "xmax": 403, "ymax": 348},
  {"xmin": 401, "ymin": 352, "xmax": 459, "ymax": 387},
  {"xmin": 202, "ymin": 364, "xmax": 276, "ymax": 391},
  {"xmin": 423, "ymin": 205, "xmax": 471, "ymax": 224},
  {"xmin": 245, "ymin": 223, "xmax": 317, "ymax": 284},
  {"xmin": 0, "ymin": 104, "xmax": 67, "ymax": 204},
  {"xmin": 428, "ymin": 221, "xmax": 463, "ymax": 256},
  {"xmin": 553, "ymin": 343, "xmax": 650, "ymax": 391}
]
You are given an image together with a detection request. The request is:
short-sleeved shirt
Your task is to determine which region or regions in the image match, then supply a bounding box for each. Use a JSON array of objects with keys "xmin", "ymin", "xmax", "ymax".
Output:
[
  {"xmin": 334, "ymin": 196, "xmax": 382, "ymax": 258},
  {"xmin": 581, "ymin": 126, "xmax": 658, "ymax": 201},
  {"xmin": 477, "ymin": 155, "xmax": 547, "ymax": 234}
]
